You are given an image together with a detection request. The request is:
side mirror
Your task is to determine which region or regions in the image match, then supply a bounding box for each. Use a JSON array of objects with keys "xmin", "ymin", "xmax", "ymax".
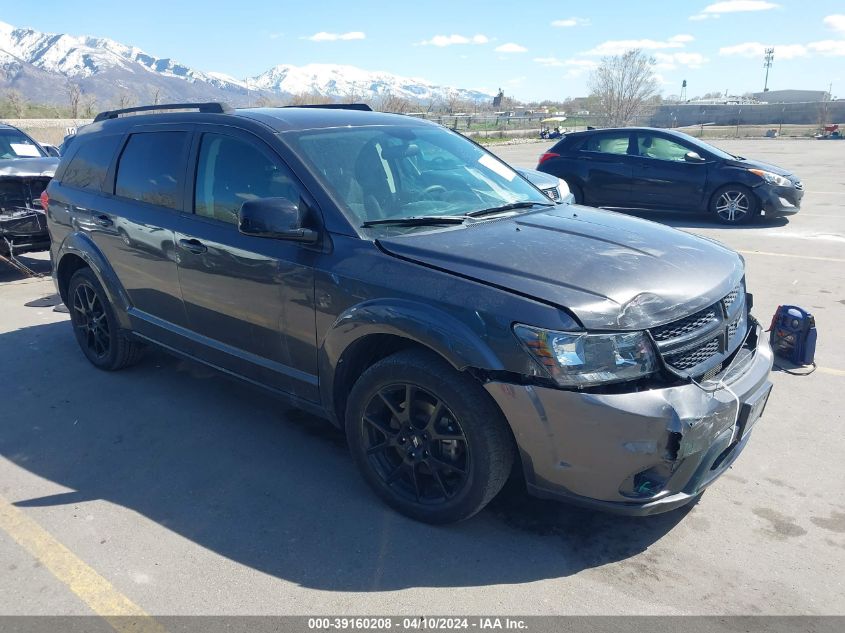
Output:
[
  {"xmin": 238, "ymin": 197, "xmax": 318, "ymax": 243},
  {"xmin": 684, "ymin": 151, "xmax": 706, "ymax": 163}
]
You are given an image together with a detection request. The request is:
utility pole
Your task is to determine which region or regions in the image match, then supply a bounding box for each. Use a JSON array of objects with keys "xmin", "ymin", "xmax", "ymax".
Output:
[{"xmin": 763, "ymin": 48, "xmax": 774, "ymax": 92}]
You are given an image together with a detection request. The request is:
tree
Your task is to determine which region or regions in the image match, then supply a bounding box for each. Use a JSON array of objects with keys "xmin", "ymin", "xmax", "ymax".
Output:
[
  {"xmin": 588, "ymin": 49, "xmax": 659, "ymax": 126},
  {"xmin": 82, "ymin": 94, "xmax": 98, "ymax": 118},
  {"xmin": 66, "ymin": 81, "xmax": 82, "ymax": 118},
  {"xmin": 374, "ymin": 90, "xmax": 411, "ymax": 114},
  {"xmin": 6, "ymin": 90, "xmax": 26, "ymax": 118}
]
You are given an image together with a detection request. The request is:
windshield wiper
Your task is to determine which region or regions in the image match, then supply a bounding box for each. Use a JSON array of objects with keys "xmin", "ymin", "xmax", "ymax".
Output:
[
  {"xmin": 465, "ymin": 201, "xmax": 553, "ymax": 218},
  {"xmin": 361, "ymin": 215, "xmax": 467, "ymax": 228}
]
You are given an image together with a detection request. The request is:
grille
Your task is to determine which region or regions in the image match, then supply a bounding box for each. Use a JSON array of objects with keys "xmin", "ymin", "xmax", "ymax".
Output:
[
  {"xmin": 542, "ymin": 186, "xmax": 560, "ymax": 201},
  {"xmin": 702, "ymin": 362, "xmax": 724, "ymax": 382},
  {"xmin": 651, "ymin": 307, "xmax": 719, "ymax": 342},
  {"xmin": 722, "ymin": 285, "xmax": 741, "ymax": 310},
  {"xmin": 665, "ymin": 337, "xmax": 720, "ymax": 371},
  {"xmin": 727, "ymin": 317, "xmax": 739, "ymax": 340}
]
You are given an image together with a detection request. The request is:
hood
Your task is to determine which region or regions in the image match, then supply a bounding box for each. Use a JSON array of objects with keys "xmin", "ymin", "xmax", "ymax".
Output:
[
  {"xmin": 377, "ymin": 206, "xmax": 744, "ymax": 330},
  {"xmin": 723, "ymin": 156, "xmax": 792, "ymax": 177},
  {"xmin": 516, "ymin": 167, "xmax": 559, "ymax": 190},
  {"xmin": 0, "ymin": 157, "xmax": 59, "ymax": 178}
]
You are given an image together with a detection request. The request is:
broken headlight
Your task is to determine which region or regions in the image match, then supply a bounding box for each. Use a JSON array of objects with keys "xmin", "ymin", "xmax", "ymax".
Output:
[{"xmin": 514, "ymin": 324, "xmax": 658, "ymax": 388}]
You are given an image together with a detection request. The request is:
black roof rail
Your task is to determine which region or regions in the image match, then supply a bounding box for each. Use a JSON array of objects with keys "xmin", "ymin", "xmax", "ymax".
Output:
[
  {"xmin": 93, "ymin": 102, "xmax": 233, "ymax": 122},
  {"xmin": 281, "ymin": 103, "xmax": 373, "ymax": 112}
]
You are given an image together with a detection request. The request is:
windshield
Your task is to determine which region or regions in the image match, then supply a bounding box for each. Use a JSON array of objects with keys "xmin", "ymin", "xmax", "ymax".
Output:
[
  {"xmin": 0, "ymin": 130, "xmax": 47, "ymax": 159},
  {"xmin": 286, "ymin": 125, "xmax": 549, "ymax": 229}
]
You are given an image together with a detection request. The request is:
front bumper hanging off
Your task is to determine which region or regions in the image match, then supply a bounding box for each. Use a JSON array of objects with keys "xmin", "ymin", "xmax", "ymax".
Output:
[{"xmin": 485, "ymin": 322, "xmax": 773, "ymax": 515}]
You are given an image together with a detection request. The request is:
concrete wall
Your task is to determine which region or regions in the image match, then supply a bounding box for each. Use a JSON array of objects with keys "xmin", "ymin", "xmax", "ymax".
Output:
[
  {"xmin": 650, "ymin": 102, "xmax": 845, "ymax": 127},
  {"xmin": 1, "ymin": 118, "xmax": 93, "ymax": 145}
]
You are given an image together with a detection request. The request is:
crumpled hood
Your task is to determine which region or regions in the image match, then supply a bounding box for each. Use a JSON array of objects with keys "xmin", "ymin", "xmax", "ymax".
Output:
[
  {"xmin": 378, "ymin": 205, "xmax": 744, "ymax": 330},
  {"xmin": 0, "ymin": 157, "xmax": 59, "ymax": 178}
]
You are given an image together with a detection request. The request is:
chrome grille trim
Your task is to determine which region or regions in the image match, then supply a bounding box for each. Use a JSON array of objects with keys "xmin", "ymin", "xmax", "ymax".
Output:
[{"xmin": 649, "ymin": 279, "xmax": 747, "ymax": 377}]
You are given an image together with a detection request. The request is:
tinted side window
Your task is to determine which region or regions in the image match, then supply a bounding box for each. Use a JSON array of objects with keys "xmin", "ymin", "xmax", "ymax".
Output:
[
  {"xmin": 115, "ymin": 132, "xmax": 189, "ymax": 210},
  {"xmin": 582, "ymin": 134, "xmax": 630, "ymax": 155},
  {"xmin": 61, "ymin": 135, "xmax": 122, "ymax": 191},
  {"xmin": 194, "ymin": 134, "xmax": 301, "ymax": 225}
]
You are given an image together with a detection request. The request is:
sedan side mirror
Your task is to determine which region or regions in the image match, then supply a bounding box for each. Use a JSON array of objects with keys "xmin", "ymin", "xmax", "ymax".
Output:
[
  {"xmin": 238, "ymin": 197, "xmax": 318, "ymax": 243},
  {"xmin": 684, "ymin": 151, "xmax": 706, "ymax": 163}
]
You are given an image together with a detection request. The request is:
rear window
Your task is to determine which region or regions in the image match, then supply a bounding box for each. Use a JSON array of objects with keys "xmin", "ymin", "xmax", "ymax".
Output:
[
  {"xmin": 61, "ymin": 135, "xmax": 122, "ymax": 191},
  {"xmin": 114, "ymin": 132, "xmax": 189, "ymax": 210},
  {"xmin": 0, "ymin": 129, "xmax": 46, "ymax": 159}
]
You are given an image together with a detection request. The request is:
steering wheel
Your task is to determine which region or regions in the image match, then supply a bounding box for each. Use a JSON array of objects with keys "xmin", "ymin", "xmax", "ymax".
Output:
[{"xmin": 422, "ymin": 184, "xmax": 448, "ymax": 200}]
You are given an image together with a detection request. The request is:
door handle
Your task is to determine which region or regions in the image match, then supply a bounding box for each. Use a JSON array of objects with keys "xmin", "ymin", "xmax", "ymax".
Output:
[
  {"xmin": 93, "ymin": 214, "xmax": 113, "ymax": 227},
  {"xmin": 179, "ymin": 238, "xmax": 207, "ymax": 254}
]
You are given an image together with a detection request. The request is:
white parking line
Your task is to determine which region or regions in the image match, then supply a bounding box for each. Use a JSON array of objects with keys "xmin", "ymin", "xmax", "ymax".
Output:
[{"xmin": 738, "ymin": 250, "xmax": 845, "ymax": 263}]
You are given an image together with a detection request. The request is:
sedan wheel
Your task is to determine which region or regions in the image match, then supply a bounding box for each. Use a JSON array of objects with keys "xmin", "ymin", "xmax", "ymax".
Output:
[{"xmin": 711, "ymin": 185, "xmax": 758, "ymax": 225}]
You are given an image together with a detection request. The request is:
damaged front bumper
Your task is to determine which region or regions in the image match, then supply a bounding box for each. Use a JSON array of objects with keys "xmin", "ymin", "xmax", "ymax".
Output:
[{"xmin": 485, "ymin": 322, "xmax": 773, "ymax": 515}]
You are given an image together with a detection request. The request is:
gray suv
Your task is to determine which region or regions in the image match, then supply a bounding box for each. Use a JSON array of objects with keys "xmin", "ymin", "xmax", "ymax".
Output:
[{"xmin": 46, "ymin": 103, "xmax": 773, "ymax": 523}]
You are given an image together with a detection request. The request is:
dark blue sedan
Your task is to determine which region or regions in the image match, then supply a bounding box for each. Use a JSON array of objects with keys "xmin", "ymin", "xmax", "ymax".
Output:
[{"xmin": 536, "ymin": 127, "xmax": 803, "ymax": 225}]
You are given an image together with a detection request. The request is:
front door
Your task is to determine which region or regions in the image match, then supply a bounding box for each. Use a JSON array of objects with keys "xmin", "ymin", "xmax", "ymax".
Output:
[
  {"xmin": 629, "ymin": 132, "xmax": 709, "ymax": 211},
  {"xmin": 175, "ymin": 128, "xmax": 319, "ymax": 401}
]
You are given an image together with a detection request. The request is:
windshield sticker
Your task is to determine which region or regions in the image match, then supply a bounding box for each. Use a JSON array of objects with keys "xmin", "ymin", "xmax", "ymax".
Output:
[
  {"xmin": 10, "ymin": 143, "xmax": 41, "ymax": 157},
  {"xmin": 478, "ymin": 154, "xmax": 516, "ymax": 181}
]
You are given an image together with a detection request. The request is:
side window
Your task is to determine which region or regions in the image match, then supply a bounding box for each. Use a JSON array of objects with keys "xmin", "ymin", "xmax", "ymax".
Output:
[
  {"xmin": 638, "ymin": 135, "xmax": 690, "ymax": 162},
  {"xmin": 582, "ymin": 134, "xmax": 630, "ymax": 155},
  {"xmin": 115, "ymin": 132, "xmax": 189, "ymax": 210},
  {"xmin": 61, "ymin": 135, "xmax": 122, "ymax": 191},
  {"xmin": 194, "ymin": 133, "xmax": 301, "ymax": 225}
]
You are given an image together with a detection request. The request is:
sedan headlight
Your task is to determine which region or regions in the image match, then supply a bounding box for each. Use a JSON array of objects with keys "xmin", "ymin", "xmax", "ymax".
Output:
[
  {"xmin": 749, "ymin": 168, "xmax": 791, "ymax": 187},
  {"xmin": 513, "ymin": 324, "xmax": 658, "ymax": 388}
]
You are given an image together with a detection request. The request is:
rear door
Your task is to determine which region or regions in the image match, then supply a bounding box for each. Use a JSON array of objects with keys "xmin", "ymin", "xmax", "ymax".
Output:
[
  {"xmin": 95, "ymin": 126, "xmax": 192, "ymax": 344},
  {"xmin": 628, "ymin": 132, "xmax": 709, "ymax": 211},
  {"xmin": 174, "ymin": 126, "xmax": 319, "ymax": 401},
  {"xmin": 576, "ymin": 132, "xmax": 634, "ymax": 206}
]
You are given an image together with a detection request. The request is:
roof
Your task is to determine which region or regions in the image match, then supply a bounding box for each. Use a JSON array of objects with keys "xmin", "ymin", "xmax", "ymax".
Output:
[
  {"xmin": 78, "ymin": 105, "xmax": 436, "ymax": 138},
  {"xmin": 563, "ymin": 127, "xmax": 696, "ymax": 140}
]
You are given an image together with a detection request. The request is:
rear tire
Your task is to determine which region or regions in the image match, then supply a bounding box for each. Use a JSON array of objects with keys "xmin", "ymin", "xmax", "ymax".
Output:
[
  {"xmin": 67, "ymin": 268, "xmax": 143, "ymax": 370},
  {"xmin": 345, "ymin": 349, "xmax": 514, "ymax": 524},
  {"xmin": 710, "ymin": 184, "xmax": 758, "ymax": 225}
]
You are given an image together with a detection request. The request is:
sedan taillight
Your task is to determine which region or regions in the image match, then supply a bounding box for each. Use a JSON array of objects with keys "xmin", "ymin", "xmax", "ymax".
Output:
[
  {"xmin": 538, "ymin": 152, "xmax": 560, "ymax": 165},
  {"xmin": 40, "ymin": 190, "xmax": 49, "ymax": 211}
]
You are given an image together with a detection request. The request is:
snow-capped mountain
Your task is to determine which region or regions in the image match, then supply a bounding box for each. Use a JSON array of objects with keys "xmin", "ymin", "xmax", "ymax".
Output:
[{"xmin": 0, "ymin": 21, "xmax": 492, "ymax": 109}]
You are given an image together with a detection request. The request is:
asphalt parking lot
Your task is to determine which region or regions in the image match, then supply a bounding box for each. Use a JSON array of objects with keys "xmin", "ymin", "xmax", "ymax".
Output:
[{"xmin": 0, "ymin": 138, "xmax": 843, "ymax": 618}]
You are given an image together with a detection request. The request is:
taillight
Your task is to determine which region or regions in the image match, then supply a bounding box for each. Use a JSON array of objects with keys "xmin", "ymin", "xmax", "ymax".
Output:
[
  {"xmin": 538, "ymin": 152, "xmax": 560, "ymax": 165},
  {"xmin": 40, "ymin": 190, "xmax": 49, "ymax": 211}
]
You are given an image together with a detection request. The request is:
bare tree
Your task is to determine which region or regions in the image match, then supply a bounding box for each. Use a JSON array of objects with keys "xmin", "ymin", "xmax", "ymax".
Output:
[
  {"xmin": 6, "ymin": 90, "xmax": 26, "ymax": 118},
  {"xmin": 66, "ymin": 81, "xmax": 82, "ymax": 118},
  {"xmin": 82, "ymin": 94, "xmax": 98, "ymax": 118},
  {"xmin": 289, "ymin": 91, "xmax": 334, "ymax": 106},
  {"xmin": 152, "ymin": 88, "xmax": 162, "ymax": 106},
  {"xmin": 117, "ymin": 92, "xmax": 136, "ymax": 109},
  {"xmin": 374, "ymin": 89, "xmax": 411, "ymax": 114},
  {"xmin": 588, "ymin": 49, "xmax": 659, "ymax": 126}
]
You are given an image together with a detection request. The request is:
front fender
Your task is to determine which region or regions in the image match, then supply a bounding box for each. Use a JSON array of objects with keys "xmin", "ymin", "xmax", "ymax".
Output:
[
  {"xmin": 56, "ymin": 231, "xmax": 132, "ymax": 330},
  {"xmin": 319, "ymin": 298, "xmax": 506, "ymax": 421}
]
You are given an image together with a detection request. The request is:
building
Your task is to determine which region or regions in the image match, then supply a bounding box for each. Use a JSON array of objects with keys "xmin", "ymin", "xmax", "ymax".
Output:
[{"xmin": 752, "ymin": 89, "xmax": 829, "ymax": 103}]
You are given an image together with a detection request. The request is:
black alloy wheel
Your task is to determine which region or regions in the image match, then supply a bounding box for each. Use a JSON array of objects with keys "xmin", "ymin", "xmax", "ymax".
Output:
[
  {"xmin": 67, "ymin": 268, "xmax": 143, "ymax": 370},
  {"xmin": 361, "ymin": 383, "xmax": 470, "ymax": 505},
  {"xmin": 346, "ymin": 349, "xmax": 514, "ymax": 524}
]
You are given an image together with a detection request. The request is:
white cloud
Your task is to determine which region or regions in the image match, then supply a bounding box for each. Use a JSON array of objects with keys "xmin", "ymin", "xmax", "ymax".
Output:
[
  {"xmin": 304, "ymin": 31, "xmax": 365, "ymax": 42},
  {"xmin": 719, "ymin": 42, "xmax": 808, "ymax": 59},
  {"xmin": 690, "ymin": 0, "xmax": 778, "ymax": 20},
  {"xmin": 808, "ymin": 40, "xmax": 845, "ymax": 56},
  {"xmin": 417, "ymin": 33, "xmax": 489, "ymax": 47},
  {"xmin": 495, "ymin": 42, "xmax": 527, "ymax": 53},
  {"xmin": 551, "ymin": 17, "xmax": 590, "ymax": 27},
  {"xmin": 823, "ymin": 14, "xmax": 845, "ymax": 34},
  {"xmin": 653, "ymin": 51, "xmax": 709, "ymax": 69},
  {"xmin": 532, "ymin": 57, "xmax": 598, "ymax": 78},
  {"xmin": 584, "ymin": 34, "xmax": 694, "ymax": 56}
]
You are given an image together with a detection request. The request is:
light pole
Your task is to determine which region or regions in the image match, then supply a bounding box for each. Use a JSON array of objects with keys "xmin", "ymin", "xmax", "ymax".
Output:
[{"xmin": 763, "ymin": 48, "xmax": 774, "ymax": 92}]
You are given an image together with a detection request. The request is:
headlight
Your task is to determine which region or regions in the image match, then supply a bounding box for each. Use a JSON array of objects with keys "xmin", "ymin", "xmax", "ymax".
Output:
[
  {"xmin": 513, "ymin": 324, "xmax": 658, "ymax": 387},
  {"xmin": 748, "ymin": 169, "xmax": 791, "ymax": 187}
]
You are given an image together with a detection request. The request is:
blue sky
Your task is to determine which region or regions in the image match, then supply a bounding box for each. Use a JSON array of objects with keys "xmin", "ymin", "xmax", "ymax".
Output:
[{"xmin": 4, "ymin": 0, "xmax": 844, "ymax": 101}]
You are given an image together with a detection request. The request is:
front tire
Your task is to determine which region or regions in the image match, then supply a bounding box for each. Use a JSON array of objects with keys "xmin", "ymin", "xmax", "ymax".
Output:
[
  {"xmin": 67, "ymin": 268, "xmax": 143, "ymax": 370},
  {"xmin": 710, "ymin": 184, "xmax": 758, "ymax": 225},
  {"xmin": 345, "ymin": 349, "xmax": 515, "ymax": 524}
]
